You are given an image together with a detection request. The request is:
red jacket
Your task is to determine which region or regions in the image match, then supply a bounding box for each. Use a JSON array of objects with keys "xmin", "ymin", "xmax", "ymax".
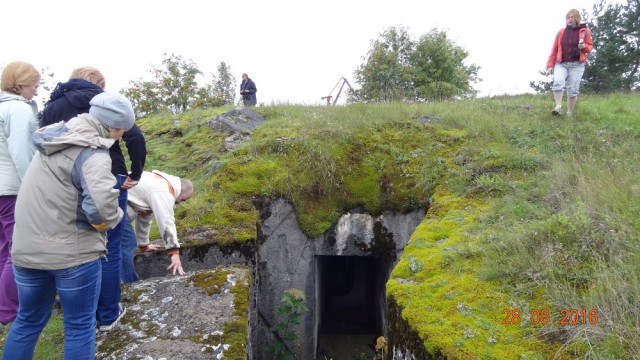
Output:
[{"xmin": 546, "ymin": 25, "xmax": 593, "ymax": 70}]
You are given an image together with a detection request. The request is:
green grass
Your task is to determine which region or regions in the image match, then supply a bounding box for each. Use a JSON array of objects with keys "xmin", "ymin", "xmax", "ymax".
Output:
[
  {"xmin": 0, "ymin": 312, "xmax": 64, "ymax": 359},
  {"xmin": 409, "ymin": 92, "xmax": 640, "ymax": 358},
  {"xmin": 4, "ymin": 92, "xmax": 640, "ymax": 358},
  {"xmin": 139, "ymin": 93, "xmax": 640, "ymax": 358}
]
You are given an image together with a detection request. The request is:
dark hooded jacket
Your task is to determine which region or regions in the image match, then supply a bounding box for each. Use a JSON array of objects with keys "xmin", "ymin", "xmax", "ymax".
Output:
[
  {"xmin": 41, "ymin": 79, "xmax": 147, "ymax": 180},
  {"xmin": 240, "ymin": 78, "xmax": 257, "ymax": 106}
]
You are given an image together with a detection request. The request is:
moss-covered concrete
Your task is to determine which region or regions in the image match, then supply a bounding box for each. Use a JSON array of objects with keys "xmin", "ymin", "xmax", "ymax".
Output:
[
  {"xmin": 131, "ymin": 94, "xmax": 640, "ymax": 358},
  {"xmin": 135, "ymin": 103, "xmax": 551, "ymax": 359},
  {"xmin": 387, "ymin": 188, "xmax": 563, "ymax": 359},
  {"xmin": 95, "ymin": 266, "xmax": 250, "ymax": 359}
]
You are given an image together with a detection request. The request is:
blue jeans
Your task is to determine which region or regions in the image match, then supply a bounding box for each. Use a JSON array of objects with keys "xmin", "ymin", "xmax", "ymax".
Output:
[
  {"xmin": 96, "ymin": 175, "xmax": 127, "ymax": 326},
  {"xmin": 121, "ymin": 219, "xmax": 139, "ymax": 283},
  {"xmin": 552, "ymin": 62, "xmax": 585, "ymax": 97},
  {"xmin": 2, "ymin": 259, "xmax": 101, "ymax": 360}
]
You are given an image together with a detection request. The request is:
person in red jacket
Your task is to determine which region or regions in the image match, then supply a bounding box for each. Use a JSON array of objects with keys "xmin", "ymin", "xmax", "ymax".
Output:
[{"xmin": 546, "ymin": 9, "xmax": 593, "ymax": 117}]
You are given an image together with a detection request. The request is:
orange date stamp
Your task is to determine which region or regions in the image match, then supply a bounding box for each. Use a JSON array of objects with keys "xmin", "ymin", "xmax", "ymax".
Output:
[{"xmin": 502, "ymin": 308, "xmax": 599, "ymax": 325}]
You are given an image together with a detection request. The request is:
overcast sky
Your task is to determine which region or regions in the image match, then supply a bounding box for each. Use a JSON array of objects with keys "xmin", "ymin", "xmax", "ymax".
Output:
[{"xmin": 2, "ymin": 0, "xmax": 615, "ymax": 106}]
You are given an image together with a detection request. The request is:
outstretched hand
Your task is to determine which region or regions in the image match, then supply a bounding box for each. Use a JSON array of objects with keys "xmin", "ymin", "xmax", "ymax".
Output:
[
  {"xmin": 139, "ymin": 244, "xmax": 162, "ymax": 252},
  {"xmin": 168, "ymin": 253, "xmax": 185, "ymax": 276}
]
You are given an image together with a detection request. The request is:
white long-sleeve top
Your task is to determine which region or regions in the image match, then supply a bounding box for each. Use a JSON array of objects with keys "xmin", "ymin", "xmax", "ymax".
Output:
[{"xmin": 127, "ymin": 170, "xmax": 183, "ymax": 250}]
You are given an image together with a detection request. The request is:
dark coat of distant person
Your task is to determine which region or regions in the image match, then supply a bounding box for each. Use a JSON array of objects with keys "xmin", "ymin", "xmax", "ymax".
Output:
[{"xmin": 240, "ymin": 73, "xmax": 257, "ymax": 106}]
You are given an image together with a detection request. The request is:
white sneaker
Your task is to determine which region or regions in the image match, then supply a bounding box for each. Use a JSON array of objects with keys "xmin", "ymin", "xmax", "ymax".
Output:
[
  {"xmin": 98, "ymin": 303, "xmax": 126, "ymax": 332},
  {"xmin": 551, "ymin": 105, "xmax": 562, "ymax": 115}
]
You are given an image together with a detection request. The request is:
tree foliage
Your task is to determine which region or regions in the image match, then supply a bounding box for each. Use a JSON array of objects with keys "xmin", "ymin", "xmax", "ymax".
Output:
[
  {"xmin": 530, "ymin": 0, "xmax": 639, "ymax": 93},
  {"xmin": 411, "ymin": 30, "xmax": 480, "ymax": 100},
  {"xmin": 583, "ymin": 0, "xmax": 639, "ymax": 92},
  {"xmin": 212, "ymin": 61, "xmax": 236, "ymax": 106},
  {"xmin": 351, "ymin": 26, "xmax": 479, "ymax": 103},
  {"xmin": 122, "ymin": 53, "xmax": 236, "ymax": 118}
]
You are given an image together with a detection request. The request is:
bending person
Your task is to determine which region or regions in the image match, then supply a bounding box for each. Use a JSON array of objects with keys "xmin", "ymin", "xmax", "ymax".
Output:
[{"xmin": 121, "ymin": 170, "xmax": 194, "ymax": 283}]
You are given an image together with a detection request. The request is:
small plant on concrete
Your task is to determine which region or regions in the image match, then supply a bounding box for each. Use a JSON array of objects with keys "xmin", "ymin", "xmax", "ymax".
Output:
[
  {"xmin": 267, "ymin": 289, "xmax": 308, "ymax": 360},
  {"xmin": 374, "ymin": 336, "xmax": 387, "ymax": 359}
]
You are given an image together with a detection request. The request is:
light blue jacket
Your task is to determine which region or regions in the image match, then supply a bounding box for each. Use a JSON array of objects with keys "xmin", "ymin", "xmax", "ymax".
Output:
[{"xmin": 0, "ymin": 92, "xmax": 38, "ymax": 195}]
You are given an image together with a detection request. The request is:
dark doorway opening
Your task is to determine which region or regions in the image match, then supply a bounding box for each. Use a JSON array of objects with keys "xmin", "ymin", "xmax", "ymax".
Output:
[
  {"xmin": 316, "ymin": 255, "xmax": 390, "ymax": 358},
  {"xmin": 320, "ymin": 256, "xmax": 376, "ymax": 334}
]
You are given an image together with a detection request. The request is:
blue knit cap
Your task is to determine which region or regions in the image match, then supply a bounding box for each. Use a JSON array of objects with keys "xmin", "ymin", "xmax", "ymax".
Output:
[{"xmin": 89, "ymin": 92, "xmax": 135, "ymax": 130}]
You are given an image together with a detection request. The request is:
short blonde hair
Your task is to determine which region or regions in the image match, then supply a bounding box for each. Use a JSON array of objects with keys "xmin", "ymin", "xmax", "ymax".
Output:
[
  {"xmin": 70, "ymin": 66, "xmax": 106, "ymax": 89},
  {"xmin": 1, "ymin": 61, "xmax": 41, "ymax": 95},
  {"xmin": 566, "ymin": 9, "xmax": 581, "ymax": 25}
]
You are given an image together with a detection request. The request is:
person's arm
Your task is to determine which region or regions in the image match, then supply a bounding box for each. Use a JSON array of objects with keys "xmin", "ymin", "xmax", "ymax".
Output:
[
  {"xmin": 546, "ymin": 30, "xmax": 561, "ymax": 72},
  {"xmin": 582, "ymin": 28, "xmax": 593, "ymax": 54},
  {"xmin": 72, "ymin": 150, "xmax": 123, "ymax": 231},
  {"xmin": 146, "ymin": 191, "xmax": 179, "ymax": 248},
  {"xmin": 121, "ymin": 124, "xmax": 147, "ymax": 188},
  {"xmin": 7, "ymin": 102, "xmax": 37, "ymax": 180},
  {"xmin": 146, "ymin": 190, "xmax": 185, "ymax": 275},
  {"xmin": 129, "ymin": 207, "xmax": 163, "ymax": 252},
  {"xmin": 134, "ymin": 212, "xmax": 154, "ymax": 248},
  {"xmin": 248, "ymin": 80, "xmax": 257, "ymax": 94}
]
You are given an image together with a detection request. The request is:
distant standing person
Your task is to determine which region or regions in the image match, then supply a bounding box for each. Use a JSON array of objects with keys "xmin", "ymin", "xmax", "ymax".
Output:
[
  {"xmin": 0, "ymin": 61, "xmax": 40, "ymax": 326},
  {"xmin": 546, "ymin": 8, "xmax": 593, "ymax": 116},
  {"xmin": 3, "ymin": 92, "xmax": 133, "ymax": 360},
  {"xmin": 240, "ymin": 73, "xmax": 257, "ymax": 106},
  {"xmin": 40, "ymin": 67, "xmax": 147, "ymax": 332}
]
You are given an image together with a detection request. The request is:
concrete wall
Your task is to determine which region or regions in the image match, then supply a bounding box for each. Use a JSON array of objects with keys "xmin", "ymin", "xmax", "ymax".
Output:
[{"xmin": 251, "ymin": 198, "xmax": 425, "ymax": 360}]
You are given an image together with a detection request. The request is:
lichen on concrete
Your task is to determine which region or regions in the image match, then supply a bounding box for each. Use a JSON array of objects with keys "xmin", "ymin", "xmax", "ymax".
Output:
[{"xmin": 95, "ymin": 266, "xmax": 250, "ymax": 360}]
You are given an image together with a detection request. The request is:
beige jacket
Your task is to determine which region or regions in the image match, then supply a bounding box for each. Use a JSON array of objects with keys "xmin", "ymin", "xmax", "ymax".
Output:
[{"xmin": 127, "ymin": 170, "xmax": 182, "ymax": 252}]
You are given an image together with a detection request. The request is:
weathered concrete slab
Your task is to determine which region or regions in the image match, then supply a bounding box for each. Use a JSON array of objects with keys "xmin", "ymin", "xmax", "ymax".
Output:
[{"xmin": 95, "ymin": 265, "xmax": 250, "ymax": 360}]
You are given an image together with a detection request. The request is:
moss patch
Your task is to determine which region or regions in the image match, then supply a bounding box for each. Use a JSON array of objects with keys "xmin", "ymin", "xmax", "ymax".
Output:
[
  {"xmin": 188, "ymin": 268, "xmax": 229, "ymax": 296},
  {"xmin": 387, "ymin": 188, "xmax": 565, "ymax": 359}
]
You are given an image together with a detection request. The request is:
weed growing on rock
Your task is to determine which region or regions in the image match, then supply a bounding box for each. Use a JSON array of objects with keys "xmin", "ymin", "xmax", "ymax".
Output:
[{"xmin": 267, "ymin": 289, "xmax": 308, "ymax": 360}]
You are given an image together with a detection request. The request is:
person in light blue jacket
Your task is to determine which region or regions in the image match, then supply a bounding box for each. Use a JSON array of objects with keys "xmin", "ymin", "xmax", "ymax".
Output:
[{"xmin": 0, "ymin": 61, "xmax": 40, "ymax": 325}]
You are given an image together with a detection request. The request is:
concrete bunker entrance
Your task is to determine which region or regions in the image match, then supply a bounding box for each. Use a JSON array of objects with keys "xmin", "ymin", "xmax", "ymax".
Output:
[
  {"xmin": 252, "ymin": 199, "xmax": 426, "ymax": 359},
  {"xmin": 316, "ymin": 255, "xmax": 390, "ymax": 357}
]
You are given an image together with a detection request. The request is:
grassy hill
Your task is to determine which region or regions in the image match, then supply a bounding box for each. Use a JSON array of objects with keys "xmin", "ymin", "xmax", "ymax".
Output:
[
  {"xmin": 141, "ymin": 92, "xmax": 639, "ymax": 359},
  {"xmin": 2, "ymin": 92, "xmax": 638, "ymax": 358}
]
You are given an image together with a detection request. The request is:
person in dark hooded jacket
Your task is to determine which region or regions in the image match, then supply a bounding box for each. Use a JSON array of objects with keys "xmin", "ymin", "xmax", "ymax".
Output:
[
  {"xmin": 40, "ymin": 67, "xmax": 147, "ymax": 332},
  {"xmin": 240, "ymin": 73, "xmax": 257, "ymax": 106},
  {"xmin": 40, "ymin": 71, "xmax": 103, "ymax": 126},
  {"xmin": 40, "ymin": 67, "xmax": 146, "ymax": 189}
]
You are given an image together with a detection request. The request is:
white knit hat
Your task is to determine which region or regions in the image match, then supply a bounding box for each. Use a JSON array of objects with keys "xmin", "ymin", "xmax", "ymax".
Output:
[{"xmin": 89, "ymin": 92, "xmax": 135, "ymax": 130}]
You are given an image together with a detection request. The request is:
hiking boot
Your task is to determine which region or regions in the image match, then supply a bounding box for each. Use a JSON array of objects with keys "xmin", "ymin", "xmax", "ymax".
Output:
[
  {"xmin": 98, "ymin": 303, "xmax": 126, "ymax": 332},
  {"xmin": 551, "ymin": 105, "xmax": 562, "ymax": 115}
]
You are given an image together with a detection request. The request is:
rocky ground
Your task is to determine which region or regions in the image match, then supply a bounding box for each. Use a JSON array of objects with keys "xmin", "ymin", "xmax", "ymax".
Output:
[{"xmin": 95, "ymin": 265, "xmax": 250, "ymax": 360}]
